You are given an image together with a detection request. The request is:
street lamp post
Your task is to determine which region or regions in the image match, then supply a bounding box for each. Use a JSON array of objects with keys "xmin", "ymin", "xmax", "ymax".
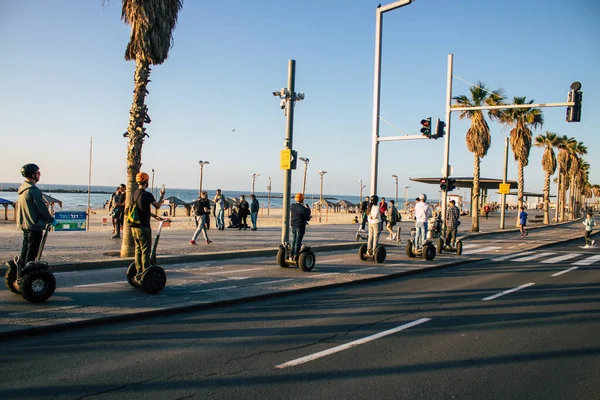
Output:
[
  {"xmin": 359, "ymin": 180, "xmax": 367, "ymax": 202},
  {"xmin": 198, "ymin": 160, "xmax": 209, "ymax": 196},
  {"xmin": 318, "ymin": 170, "xmax": 327, "ymax": 222},
  {"xmin": 299, "ymin": 157, "xmax": 309, "ymax": 196},
  {"xmin": 404, "ymin": 186, "xmax": 410, "ymax": 212},
  {"xmin": 252, "ymin": 173, "xmax": 260, "ymax": 194},
  {"xmin": 151, "ymin": 168, "xmax": 155, "ymax": 197},
  {"xmin": 267, "ymin": 176, "xmax": 272, "ymax": 216},
  {"xmin": 392, "ymin": 174, "xmax": 398, "ymax": 205}
]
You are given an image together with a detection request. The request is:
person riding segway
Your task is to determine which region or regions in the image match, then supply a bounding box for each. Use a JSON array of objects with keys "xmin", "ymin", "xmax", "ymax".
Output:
[
  {"xmin": 437, "ymin": 199, "xmax": 463, "ymax": 255},
  {"xmin": 277, "ymin": 193, "xmax": 316, "ymax": 271},
  {"xmin": 125, "ymin": 173, "xmax": 167, "ymax": 294},
  {"xmin": 4, "ymin": 164, "xmax": 59, "ymax": 303},
  {"xmin": 406, "ymin": 193, "xmax": 436, "ymax": 260},
  {"xmin": 358, "ymin": 194, "xmax": 387, "ymax": 263}
]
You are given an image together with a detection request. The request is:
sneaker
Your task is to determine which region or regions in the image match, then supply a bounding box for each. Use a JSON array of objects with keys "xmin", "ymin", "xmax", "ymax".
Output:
[
  {"xmin": 251, "ymin": 228, "xmax": 257, "ymax": 231},
  {"xmin": 206, "ymin": 240, "xmax": 212, "ymax": 244},
  {"xmin": 386, "ymin": 236, "xmax": 391, "ymax": 240},
  {"xmin": 112, "ymin": 234, "xmax": 120, "ymax": 239},
  {"xmin": 392, "ymin": 234, "xmax": 397, "ymax": 240},
  {"xmin": 520, "ymin": 234, "xmax": 524, "ymax": 237},
  {"xmin": 525, "ymin": 231, "xmax": 529, "ymax": 236},
  {"xmin": 190, "ymin": 240, "xmax": 196, "ymax": 245},
  {"xmin": 592, "ymin": 240, "xmax": 596, "ymax": 246},
  {"xmin": 583, "ymin": 244, "xmax": 589, "ymax": 248}
]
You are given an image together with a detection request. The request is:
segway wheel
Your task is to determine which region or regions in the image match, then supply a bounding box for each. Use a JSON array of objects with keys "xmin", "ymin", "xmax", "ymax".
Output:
[
  {"xmin": 126, "ymin": 262, "xmax": 141, "ymax": 288},
  {"xmin": 374, "ymin": 246, "xmax": 387, "ymax": 264},
  {"xmin": 140, "ymin": 266, "xmax": 167, "ymax": 294},
  {"xmin": 358, "ymin": 243, "xmax": 368, "ymax": 261},
  {"xmin": 405, "ymin": 241, "xmax": 415, "ymax": 258},
  {"xmin": 277, "ymin": 245, "xmax": 288, "ymax": 268},
  {"xmin": 4, "ymin": 261, "xmax": 20, "ymax": 294},
  {"xmin": 456, "ymin": 240, "xmax": 463, "ymax": 256},
  {"xmin": 423, "ymin": 243, "xmax": 436, "ymax": 261},
  {"xmin": 298, "ymin": 251, "xmax": 316, "ymax": 272},
  {"xmin": 437, "ymin": 238, "xmax": 444, "ymax": 254},
  {"xmin": 20, "ymin": 269, "xmax": 56, "ymax": 303}
]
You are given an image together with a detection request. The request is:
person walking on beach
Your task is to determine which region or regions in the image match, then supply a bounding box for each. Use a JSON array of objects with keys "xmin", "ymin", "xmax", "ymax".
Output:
[
  {"xmin": 582, "ymin": 209, "xmax": 596, "ymax": 248},
  {"xmin": 110, "ymin": 184, "xmax": 126, "ymax": 239},
  {"xmin": 130, "ymin": 172, "xmax": 165, "ymax": 273},
  {"xmin": 212, "ymin": 189, "xmax": 227, "ymax": 230},
  {"xmin": 237, "ymin": 195, "xmax": 249, "ymax": 230},
  {"xmin": 385, "ymin": 199, "xmax": 398, "ymax": 240},
  {"xmin": 191, "ymin": 191, "xmax": 212, "ymax": 245},
  {"xmin": 250, "ymin": 194, "xmax": 260, "ymax": 230},
  {"xmin": 519, "ymin": 206, "xmax": 528, "ymax": 237},
  {"xmin": 290, "ymin": 193, "xmax": 311, "ymax": 261},
  {"xmin": 359, "ymin": 196, "xmax": 369, "ymax": 232},
  {"xmin": 16, "ymin": 164, "xmax": 58, "ymax": 266},
  {"xmin": 414, "ymin": 194, "xmax": 432, "ymax": 248},
  {"xmin": 367, "ymin": 195, "xmax": 382, "ymax": 255},
  {"xmin": 445, "ymin": 199, "xmax": 460, "ymax": 248}
]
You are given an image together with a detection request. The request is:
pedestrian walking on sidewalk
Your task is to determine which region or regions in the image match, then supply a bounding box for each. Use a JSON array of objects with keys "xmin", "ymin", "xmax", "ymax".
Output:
[
  {"xmin": 385, "ymin": 199, "xmax": 398, "ymax": 240},
  {"xmin": 359, "ymin": 196, "xmax": 369, "ymax": 232},
  {"xmin": 212, "ymin": 189, "xmax": 227, "ymax": 230},
  {"xmin": 582, "ymin": 209, "xmax": 596, "ymax": 248},
  {"xmin": 191, "ymin": 191, "xmax": 212, "ymax": 245},
  {"xmin": 379, "ymin": 197, "xmax": 388, "ymax": 232},
  {"xmin": 484, "ymin": 204, "xmax": 490, "ymax": 219},
  {"xmin": 519, "ymin": 207, "xmax": 528, "ymax": 237},
  {"xmin": 250, "ymin": 194, "xmax": 260, "ymax": 230},
  {"xmin": 237, "ymin": 195, "xmax": 249, "ymax": 230},
  {"xmin": 109, "ymin": 184, "xmax": 126, "ymax": 238},
  {"xmin": 445, "ymin": 199, "xmax": 460, "ymax": 247}
]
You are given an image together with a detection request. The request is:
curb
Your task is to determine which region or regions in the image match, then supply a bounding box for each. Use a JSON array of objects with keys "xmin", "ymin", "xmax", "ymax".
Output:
[{"xmin": 458, "ymin": 217, "xmax": 582, "ymax": 241}]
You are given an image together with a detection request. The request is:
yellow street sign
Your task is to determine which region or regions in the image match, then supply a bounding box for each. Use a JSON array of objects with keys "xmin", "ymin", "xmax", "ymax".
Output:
[
  {"xmin": 499, "ymin": 183, "xmax": 511, "ymax": 194},
  {"xmin": 280, "ymin": 149, "xmax": 291, "ymax": 170}
]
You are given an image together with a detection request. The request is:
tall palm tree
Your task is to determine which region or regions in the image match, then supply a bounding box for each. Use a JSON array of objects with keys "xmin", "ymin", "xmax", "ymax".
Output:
[
  {"xmin": 499, "ymin": 97, "xmax": 544, "ymax": 220},
  {"xmin": 453, "ymin": 81, "xmax": 505, "ymax": 232},
  {"xmin": 556, "ymin": 135, "xmax": 576, "ymax": 222},
  {"xmin": 109, "ymin": 0, "xmax": 184, "ymax": 257},
  {"xmin": 534, "ymin": 131, "xmax": 558, "ymax": 224},
  {"xmin": 568, "ymin": 142, "xmax": 588, "ymax": 217}
]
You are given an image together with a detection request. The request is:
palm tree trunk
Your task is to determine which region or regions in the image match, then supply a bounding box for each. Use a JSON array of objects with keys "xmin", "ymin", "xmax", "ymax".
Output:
[
  {"xmin": 559, "ymin": 172, "xmax": 566, "ymax": 222},
  {"xmin": 471, "ymin": 155, "xmax": 480, "ymax": 232},
  {"xmin": 543, "ymin": 171, "xmax": 550, "ymax": 224},
  {"xmin": 120, "ymin": 59, "xmax": 151, "ymax": 258},
  {"xmin": 516, "ymin": 162, "xmax": 524, "ymax": 226}
]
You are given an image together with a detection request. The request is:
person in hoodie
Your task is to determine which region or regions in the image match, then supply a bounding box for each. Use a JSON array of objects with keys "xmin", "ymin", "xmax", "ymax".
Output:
[{"xmin": 16, "ymin": 164, "xmax": 58, "ymax": 266}]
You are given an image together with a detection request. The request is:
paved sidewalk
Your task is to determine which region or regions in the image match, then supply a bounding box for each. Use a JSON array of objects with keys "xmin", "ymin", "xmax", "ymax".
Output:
[{"xmin": 0, "ymin": 217, "xmax": 591, "ymax": 340}]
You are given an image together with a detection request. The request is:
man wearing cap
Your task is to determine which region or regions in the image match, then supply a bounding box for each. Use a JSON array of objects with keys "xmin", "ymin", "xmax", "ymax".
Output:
[
  {"xmin": 17, "ymin": 164, "xmax": 58, "ymax": 266},
  {"xmin": 290, "ymin": 193, "xmax": 311, "ymax": 261},
  {"xmin": 130, "ymin": 172, "xmax": 165, "ymax": 273}
]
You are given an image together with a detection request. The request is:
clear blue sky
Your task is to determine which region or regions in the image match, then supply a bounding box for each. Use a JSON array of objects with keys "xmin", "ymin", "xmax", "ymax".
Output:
[{"xmin": 1, "ymin": 0, "xmax": 598, "ymax": 201}]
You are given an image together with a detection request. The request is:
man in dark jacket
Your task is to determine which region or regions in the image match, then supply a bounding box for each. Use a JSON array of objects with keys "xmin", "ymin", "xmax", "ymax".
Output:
[
  {"xmin": 290, "ymin": 193, "xmax": 311, "ymax": 261},
  {"xmin": 250, "ymin": 194, "xmax": 260, "ymax": 230},
  {"xmin": 237, "ymin": 195, "xmax": 250, "ymax": 230},
  {"xmin": 445, "ymin": 199, "xmax": 460, "ymax": 247},
  {"xmin": 17, "ymin": 164, "xmax": 57, "ymax": 266}
]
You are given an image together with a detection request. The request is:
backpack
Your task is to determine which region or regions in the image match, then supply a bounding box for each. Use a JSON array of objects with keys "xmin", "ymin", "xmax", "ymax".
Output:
[{"xmin": 127, "ymin": 191, "xmax": 143, "ymax": 226}]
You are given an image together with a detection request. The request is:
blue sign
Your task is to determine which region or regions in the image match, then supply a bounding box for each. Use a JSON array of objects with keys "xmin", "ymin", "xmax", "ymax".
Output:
[{"xmin": 54, "ymin": 211, "xmax": 87, "ymax": 231}]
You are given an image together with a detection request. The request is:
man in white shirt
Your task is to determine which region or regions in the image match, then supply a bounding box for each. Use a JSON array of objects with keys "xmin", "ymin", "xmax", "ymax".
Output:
[
  {"xmin": 414, "ymin": 193, "xmax": 432, "ymax": 248},
  {"xmin": 367, "ymin": 195, "xmax": 381, "ymax": 255}
]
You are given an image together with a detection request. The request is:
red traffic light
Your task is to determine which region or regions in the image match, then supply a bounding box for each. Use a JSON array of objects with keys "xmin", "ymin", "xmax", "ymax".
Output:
[{"xmin": 420, "ymin": 119, "xmax": 431, "ymax": 128}]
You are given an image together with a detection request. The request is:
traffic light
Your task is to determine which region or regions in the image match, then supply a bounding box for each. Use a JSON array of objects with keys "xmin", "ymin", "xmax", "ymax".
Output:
[
  {"xmin": 420, "ymin": 117, "xmax": 431, "ymax": 138},
  {"xmin": 566, "ymin": 81, "xmax": 582, "ymax": 123},
  {"xmin": 434, "ymin": 119, "xmax": 446, "ymax": 139},
  {"xmin": 290, "ymin": 150, "xmax": 298, "ymax": 170},
  {"xmin": 440, "ymin": 177, "xmax": 447, "ymax": 191},
  {"xmin": 448, "ymin": 178, "xmax": 456, "ymax": 192}
]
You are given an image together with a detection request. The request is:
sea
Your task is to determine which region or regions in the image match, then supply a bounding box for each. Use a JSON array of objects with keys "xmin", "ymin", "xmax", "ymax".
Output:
[{"xmin": 0, "ymin": 183, "xmax": 408, "ymax": 211}]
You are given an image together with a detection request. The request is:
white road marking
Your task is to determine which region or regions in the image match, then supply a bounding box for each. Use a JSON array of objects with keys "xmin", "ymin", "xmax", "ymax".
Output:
[
  {"xmin": 541, "ymin": 253, "xmax": 582, "ymax": 264},
  {"xmin": 552, "ymin": 267, "xmax": 579, "ymax": 277},
  {"xmin": 308, "ymin": 273, "xmax": 340, "ymax": 278},
  {"xmin": 573, "ymin": 255, "xmax": 600, "ymax": 265},
  {"xmin": 205, "ymin": 268, "xmax": 263, "ymax": 275},
  {"xmin": 462, "ymin": 246, "xmax": 502, "ymax": 255},
  {"xmin": 349, "ymin": 267, "xmax": 375, "ymax": 272},
  {"xmin": 492, "ymin": 251, "xmax": 535, "ymax": 262},
  {"xmin": 75, "ymin": 281, "xmax": 127, "ymax": 287},
  {"xmin": 9, "ymin": 305, "xmax": 77, "ymax": 316},
  {"xmin": 275, "ymin": 317, "xmax": 432, "ymax": 369},
  {"xmin": 253, "ymin": 279, "xmax": 294, "ymax": 286},
  {"xmin": 228, "ymin": 277, "xmax": 251, "ymax": 281},
  {"xmin": 512, "ymin": 252, "xmax": 556, "ymax": 262},
  {"xmin": 318, "ymin": 259, "xmax": 344, "ymax": 264},
  {"xmin": 189, "ymin": 285, "xmax": 237, "ymax": 293},
  {"xmin": 482, "ymin": 282, "xmax": 535, "ymax": 301},
  {"xmin": 462, "ymin": 243, "xmax": 480, "ymax": 249}
]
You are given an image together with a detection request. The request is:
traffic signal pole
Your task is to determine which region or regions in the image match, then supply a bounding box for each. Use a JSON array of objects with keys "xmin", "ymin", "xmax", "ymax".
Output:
[
  {"xmin": 281, "ymin": 60, "xmax": 296, "ymax": 244},
  {"xmin": 441, "ymin": 54, "xmax": 454, "ymax": 231}
]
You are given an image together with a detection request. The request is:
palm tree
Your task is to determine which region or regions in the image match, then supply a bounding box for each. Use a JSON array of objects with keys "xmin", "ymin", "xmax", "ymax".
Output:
[
  {"xmin": 453, "ymin": 81, "xmax": 505, "ymax": 232},
  {"xmin": 568, "ymin": 142, "xmax": 587, "ymax": 217},
  {"xmin": 556, "ymin": 135, "xmax": 576, "ymax": 222},
  {"xmin": 109, "ymin": 0, "xmax": 184, "ymax": 257},
  {"xmin": 499, "ymin": 97, "xmax": 544, "ymax": 220},
  {"xmin": 534, "ymin": 132, "xmax": 558, "ymax": 224}
]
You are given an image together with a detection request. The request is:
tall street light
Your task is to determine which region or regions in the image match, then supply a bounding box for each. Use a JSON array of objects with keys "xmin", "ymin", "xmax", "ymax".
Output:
[
  {"xmin": 391, "ymin": 174, "xmax": 398, "ymax": 205},
  {"xmin": 318, "ymin": 170, "xmax": 327, "ymax": 222},
  {"xmin": 198, "ymin": 160, "xmax": 209, "ymax": 196},
  {"xmin": 151, "ymin": 168, "xmax": 155, "ymax": 197},
  {"xmin": 370, "ymin": 0, "xmax": 414, "ymax": 195},
  {"xmin": 252, "ymin": 173, "xmax": 260, "ymax": 194},
  {"xmin": 267, "ymin": 176, "xmax": 272, "ymax": 216},
  {"xmin": 359, "ymin": 179, "xmax": 367, "ymax": 202},
  {"xmin": 299, "ymin": 157, "xmax": 309, "ymax": 196},
  {"xmin": 404, "ymin": 186, "xmax": 411, "ymax": 212}
]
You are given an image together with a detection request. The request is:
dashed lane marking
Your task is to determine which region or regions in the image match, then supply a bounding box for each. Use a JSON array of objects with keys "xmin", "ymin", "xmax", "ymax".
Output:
[
  {"xmin": 492, "ymin": 251, "xmax": 535, "ymax": 262},
  {"xmin": 552, "ymin": 267, "xmax": 579, "ymax": 277},
  {"xmin": 482, "ymin": 282, "xmax": 535, "ymax": 301},
  {"xmin": 205, "ymin": 268, "xmax": 263, "ymax": 275},
  {"xmin": 512, "ymin": 252, "xmax": 556, "ymax": 262}
]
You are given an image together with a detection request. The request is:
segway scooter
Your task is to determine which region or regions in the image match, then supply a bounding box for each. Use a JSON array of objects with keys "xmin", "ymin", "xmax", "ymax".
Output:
[
  {"xmin": 277, "ymin": 243, "xmax": 316, "ymax": 272},
  {"xmin": 405, "ymin": 228, "xmax": 436, "ymax": 260},
  {"xmin": 126, "ymin": 217, "xmax": 169, "ymax": 294},
  {"xmin": 4, "ymin": 224, "xmax": 57, "ymax": 303},
  {"xmin": 358, "ymin": 243, "xmax": 386, "ymax": 263},
  {"xmin": 437, "ymin": 237, "xmax": 463, "ymax": 255}
]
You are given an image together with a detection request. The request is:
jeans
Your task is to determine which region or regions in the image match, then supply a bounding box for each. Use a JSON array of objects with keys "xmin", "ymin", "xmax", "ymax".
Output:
[
  {"xmin": 20, "ymin": 229, "xmax": 44, "ymax": 265},
  {"xmin": 192, "ymin": 214, "xmax": 210, "ymax": 242},
  {"xmin": 131, "ymin": 226, "xmax": 152, "ymax": 272},
  {"xmin": 250, "ymin": 212, "xmax": 258, "ymax": 229},
  {"xmin": 415, "ymin": 221, "xmax": 427, "ymax": 248},
  {"xmin": 367, "ymin": 222, "xmax": 380, "ymax": 253},
  {"xmin": 360, "ymin": 212, "xmax": 367, "ymax": 230},
  {"xmin": 445, "ymin": 226, "xmax": 457, "ymax": 247},
  {"xmin": 216, "ymin": 209, "xmax": 225, "ymax": 229},
  {"xmin": 291, "ymin": 226, "xmax": 306, "ymax": 258}
]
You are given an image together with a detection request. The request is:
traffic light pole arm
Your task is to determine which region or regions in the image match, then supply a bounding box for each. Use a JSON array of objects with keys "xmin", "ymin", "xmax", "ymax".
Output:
[
  {"xmin": 378, "ymin": 135, "xmax": 435, "ymax": 141},
  {"xmin": 451, "ymin": 102, "xmax": 573, "ymax": 112}
]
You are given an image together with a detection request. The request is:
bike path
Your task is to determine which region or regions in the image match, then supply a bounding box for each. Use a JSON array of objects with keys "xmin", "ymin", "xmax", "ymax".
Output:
[{"xmin": 0, "ymin": 219, "xmax": 591, "ymax": 339}]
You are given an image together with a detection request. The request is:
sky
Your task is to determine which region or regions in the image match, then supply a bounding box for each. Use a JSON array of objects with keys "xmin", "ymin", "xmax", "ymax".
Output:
[{"xmin": 1, "ymin": 0, "xmax": 599, "ymax": 201}]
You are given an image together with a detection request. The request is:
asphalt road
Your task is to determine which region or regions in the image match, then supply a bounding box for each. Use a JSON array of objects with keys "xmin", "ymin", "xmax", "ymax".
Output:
[{"xmin": 2, "ymin": 240, "xmax": 598, "ymax": 400}]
